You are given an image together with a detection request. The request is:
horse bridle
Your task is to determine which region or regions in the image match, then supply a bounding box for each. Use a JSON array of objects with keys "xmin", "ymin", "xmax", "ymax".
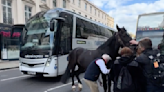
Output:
[{"xmin": 115, "ymin": 32, "xmax": 126, "ymax": 47}]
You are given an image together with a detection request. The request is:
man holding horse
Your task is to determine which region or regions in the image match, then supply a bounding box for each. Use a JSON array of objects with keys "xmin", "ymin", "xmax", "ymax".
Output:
[{"xmin": 84, "ymin": 54, "xmax": 112, "ymax": 92}]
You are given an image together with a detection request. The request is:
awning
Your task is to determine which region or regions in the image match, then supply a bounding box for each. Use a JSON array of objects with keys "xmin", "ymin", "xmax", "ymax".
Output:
[
  {"xmin": 0, "ymin": 23, "xmax": 21, "ymax": 37},
  {"xmin": 0, "ymin": 23, "xmax": 12, "ymax": 32}
]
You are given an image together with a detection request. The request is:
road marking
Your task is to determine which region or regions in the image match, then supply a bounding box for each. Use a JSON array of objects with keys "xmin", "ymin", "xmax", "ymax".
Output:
[
  {"xmin": 0, "ymin": 68, "xmax": 18, "ymax": 73},
  {"xmin": 44, "ymin": 78, "xmax": 84, "ymax": 92},
  {"xmin": 0, "ymin": 75, "xmax": 29, "ymax": 81}
]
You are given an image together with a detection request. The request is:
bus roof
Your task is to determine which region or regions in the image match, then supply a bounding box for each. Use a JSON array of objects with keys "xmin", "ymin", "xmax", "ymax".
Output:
[
  {"xmin": 46, "ymin": 8, "xmax": 117, "ymax": 32},
  {"xmin": 138, "ymin": 12, "xmax": 164, "ymax": 17}
]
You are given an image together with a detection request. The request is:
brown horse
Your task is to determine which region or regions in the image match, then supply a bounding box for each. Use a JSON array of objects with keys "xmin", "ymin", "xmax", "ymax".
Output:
[{"xmin": 61, "ymin": 24, "xmax": 132, "ymax": 92}]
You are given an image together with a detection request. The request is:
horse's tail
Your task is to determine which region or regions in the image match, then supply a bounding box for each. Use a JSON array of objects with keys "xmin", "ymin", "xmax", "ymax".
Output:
[
  {"xmin": 60, "ymin": 65, "xmax": 71, "ymax": 84},
  {"xmin": 61, "ymin": 48, "xmax": 78, "ymax": 84}
]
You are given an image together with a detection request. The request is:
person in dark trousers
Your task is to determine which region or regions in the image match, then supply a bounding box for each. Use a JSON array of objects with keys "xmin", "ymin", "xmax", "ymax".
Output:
[
  {"xmin": 108, "ymin": 47, "xmax": 146, "ymax": 92},
  {"xmin": 84, "ymin": 54, "xmax": 111, "ymax": 92},
  {"xmin": 130, "ymin": 38, "xmax": 164, "ymax": 92}
]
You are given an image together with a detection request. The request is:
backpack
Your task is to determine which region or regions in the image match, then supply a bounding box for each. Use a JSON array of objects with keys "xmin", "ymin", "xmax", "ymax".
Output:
[
  {"xmin": 116, "ymin": 66, "xmax": 135, "ymax": 91},
  {"xmin": 115, "ymin": 60, "xmax": 135, "ymax": 91},
  {"xmin": 144, "ymin": 51, "xmax": 164, "ymax": 87}
]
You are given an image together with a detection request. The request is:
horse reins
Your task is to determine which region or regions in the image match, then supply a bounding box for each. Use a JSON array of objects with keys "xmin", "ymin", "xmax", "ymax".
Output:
[{"xmin": 116, "ymin": 32, "xmax": 126, "ymax": 47}]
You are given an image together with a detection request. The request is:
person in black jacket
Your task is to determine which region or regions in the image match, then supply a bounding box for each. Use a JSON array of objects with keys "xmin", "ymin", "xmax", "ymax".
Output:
[
  {"xmin": 130, "ymin": 38, "xmax": 164, "ymax": 92},
  {"xmin": 108, "ymin": 47, "xmax": 146, "ymax": 92}
]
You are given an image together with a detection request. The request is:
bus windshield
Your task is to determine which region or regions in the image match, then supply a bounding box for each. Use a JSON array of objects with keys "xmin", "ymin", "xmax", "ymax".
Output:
[
  {"xmin": 136, "ymin": 13, "xmax": 164, "ymax": 48},
  {"xmin": 21, "ymin": 11, "xmax": 58, "ymax": 50}
]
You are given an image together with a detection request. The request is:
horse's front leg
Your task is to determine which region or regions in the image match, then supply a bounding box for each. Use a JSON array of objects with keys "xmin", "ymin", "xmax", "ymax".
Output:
[
  {"xmin": 75, "ymin": 66, "xmax": 83, "ymax": 91},
  {"xmin": 102, "ymin": 74, "xmax": 107, "ymax": 92},
  {"xmin": 71, "ymin": 66, "xmax": 76, "ymax": 91}
]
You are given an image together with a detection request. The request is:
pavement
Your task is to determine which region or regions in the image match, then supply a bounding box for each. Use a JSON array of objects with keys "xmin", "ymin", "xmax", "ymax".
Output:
[{"xmin": 0, "ymin": 60, "xmax": 19, "ymax": 70}]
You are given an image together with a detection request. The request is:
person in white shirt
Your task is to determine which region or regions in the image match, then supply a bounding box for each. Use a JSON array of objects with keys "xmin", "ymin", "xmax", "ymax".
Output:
[{"xmin": 84, "ymin": 54, "xmax": 111, "ymax": 92}]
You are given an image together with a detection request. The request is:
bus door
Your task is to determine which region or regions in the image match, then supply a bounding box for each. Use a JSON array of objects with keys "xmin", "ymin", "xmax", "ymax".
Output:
[{"xmin": 57, "ymin": 12, "xmax": 73, "ymax": 75}]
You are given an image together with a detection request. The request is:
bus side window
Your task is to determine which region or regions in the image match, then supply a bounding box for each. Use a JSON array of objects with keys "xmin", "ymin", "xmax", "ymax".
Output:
[
  {"xmin": 76, "ymin": 25, "xmax": 82, "ymax": 38},
  {"xmin": 105, "ymin": 29, "xmax": 112, "ymax": 38},
  {"xmin": 75, "ymin": 17, "xmax": 111, "ymax": 39},
  {"xmin": 94, "ymin": 24, "xmax": 101, "ymax": 36},
  {"xmin": 76, "ymin": 18, "xmax": 92, "ymax": 39},
  {"xmin": 80, "ymin": 20, "xmax": 95, "ymax": 39},
  {"xmin": 91, "ymin": 24, "xmax": 98, "ymax": 36},
  {"xmin": 100, "ymin": 26, "xmax": 106, "ymax": 37}
]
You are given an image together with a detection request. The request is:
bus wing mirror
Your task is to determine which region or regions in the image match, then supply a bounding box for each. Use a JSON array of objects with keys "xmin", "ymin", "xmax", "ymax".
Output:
[{"xmin": 50, "ymin": 17, "xmax": 65, "ymax": 32}]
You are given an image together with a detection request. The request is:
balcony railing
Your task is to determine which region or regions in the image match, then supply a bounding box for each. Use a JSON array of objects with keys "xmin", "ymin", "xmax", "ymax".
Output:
[{"xmin": 3, "ymin": 17, "xmax": 14, "ymax": 25}]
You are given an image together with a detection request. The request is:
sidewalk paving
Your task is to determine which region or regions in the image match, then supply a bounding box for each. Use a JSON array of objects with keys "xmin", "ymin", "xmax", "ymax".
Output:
[{"xmin": 0, "ymin": 60, "xmax": 19, "ymax": 70}]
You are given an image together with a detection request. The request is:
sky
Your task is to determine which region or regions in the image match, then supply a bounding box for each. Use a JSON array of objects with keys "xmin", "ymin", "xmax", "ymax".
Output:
[{"xmin": 88, "ymin": 0, "xmax": 164, "ymax": 35}]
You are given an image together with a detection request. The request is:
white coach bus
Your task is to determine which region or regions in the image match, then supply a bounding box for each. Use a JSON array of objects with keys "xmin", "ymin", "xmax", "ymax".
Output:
[{"xmin": 17, "ymin": 8, "xmax": 116, "ymax": 77}]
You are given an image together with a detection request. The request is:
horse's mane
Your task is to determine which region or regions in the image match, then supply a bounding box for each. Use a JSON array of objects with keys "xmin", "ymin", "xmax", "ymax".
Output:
[{"xmin": 97, "ymin": 33, "xmax": 116, "ymax": 50}]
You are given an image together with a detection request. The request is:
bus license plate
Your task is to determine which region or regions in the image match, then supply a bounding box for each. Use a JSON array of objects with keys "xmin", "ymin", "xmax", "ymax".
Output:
[{"xmin": 27, "ymin": 71, "xmax": 36, "ymax": 75}]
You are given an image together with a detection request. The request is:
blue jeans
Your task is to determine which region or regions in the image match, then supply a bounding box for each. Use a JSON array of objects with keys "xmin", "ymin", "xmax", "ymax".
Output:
[{"xmin": 147, "ymin": 83, "xmax": 164, "ymax": 92}]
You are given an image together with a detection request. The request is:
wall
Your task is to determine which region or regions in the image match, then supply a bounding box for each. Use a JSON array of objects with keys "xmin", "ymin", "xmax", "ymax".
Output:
[{"xmin": 0, "ymin": 0, "xmax": 114, "ymax": 28}]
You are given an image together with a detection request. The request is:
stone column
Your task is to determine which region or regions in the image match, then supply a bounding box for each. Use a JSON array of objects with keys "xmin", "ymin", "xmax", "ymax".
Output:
[
  {"xmin": 35, "ymin": 0, "xmax": 41, "ymax": 12},
  {"xmin": 0, "ymin": 0, "xmax": 2, "ymax": 23},
  {"xmin": 16, "ymin": 0, "xmax": 24, "ymax": 24},
  {"xmin": 66, "ymin": 0, "xmax": 71, "ymax": 9},
  {"xmin": 49, "ymin": 0, "xmax": 53, "ymax": 9}
]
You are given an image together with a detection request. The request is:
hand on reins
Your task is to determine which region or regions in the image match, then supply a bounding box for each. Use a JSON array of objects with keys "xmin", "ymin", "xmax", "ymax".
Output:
[
  {"xmin": 98, "ymin": 78, "xmax": 103, "ymax": 87},
  {"xmin": 99, "ymin": 81, "xmax": 103, "ymax": 87},
  {"xmin": 130, "ymin": 40, "xmax": 138, "ymax": 45}
]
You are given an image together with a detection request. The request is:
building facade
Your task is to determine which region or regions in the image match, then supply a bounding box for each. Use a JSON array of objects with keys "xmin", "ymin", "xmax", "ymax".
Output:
[
  {"xmin": 0, "ymin": 0, "xmax": 114, "ymax": 27},
  {"xmin": 0, "ymin": 0, "xmax": 114, "ymax": 60}
]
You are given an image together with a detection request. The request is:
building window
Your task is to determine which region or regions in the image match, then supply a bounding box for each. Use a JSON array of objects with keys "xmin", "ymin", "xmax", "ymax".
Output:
[
  {"xmin": 79, "ymin": 12, "xmax": 81, "ymax": 15},
  {"xmin": 90, "ymin": 6, "xmax": 92, "ymax": 13},
  {"xmin": 85, "ymin": 15, "xmax": 87, "ymax": 17},
  {"xmin": 2, "ymin": 0, "xmax": 12, "ymax": 24},
  {"xmin": 63, "ymin": 0, "xmax": 66, "ymax": 8},
  {"xmin": 90, "ymin": 17, "xmax": 92, "ymax": 20},
  {"xmin": 72, "ymin": 0, "xmax": 74, "ymax": 3},
  {"xmin": 85, "ymin": 3, "xmax": 87, "ymax": 10},
  {"xmin": 53, "ymin": 0, "xmax": 56, "ymax": 7},
  {"xmin": 78, "ymin": 0, "xmax": 81, "ymax": 7},
  {"xmin": 95, "ymin": 9, "xmax": 96, "ymax": 15},
  {"xmin": 25, "ymin": 5, "xmax": 32, "ymax": 22}
]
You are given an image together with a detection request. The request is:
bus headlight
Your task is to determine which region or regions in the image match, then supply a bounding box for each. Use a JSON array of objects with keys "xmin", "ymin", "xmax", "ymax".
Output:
[{"xmin": 46, "ymin": 58, "xmax": 51, "ymax": 67}]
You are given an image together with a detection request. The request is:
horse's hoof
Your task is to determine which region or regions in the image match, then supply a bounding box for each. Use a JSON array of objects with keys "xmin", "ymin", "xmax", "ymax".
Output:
[
  {"xmin": 78, "ymin": 83, "xmax": 83, "ymax": 91},
  {"xmin": 72, "ymin": 85, "xmax": 76, "ymax": 91}
]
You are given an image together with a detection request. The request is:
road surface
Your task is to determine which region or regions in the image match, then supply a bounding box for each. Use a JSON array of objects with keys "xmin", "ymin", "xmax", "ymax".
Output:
[{"xmin": 0, "ymin": 68, "xmax": 112, "ymax": 92}]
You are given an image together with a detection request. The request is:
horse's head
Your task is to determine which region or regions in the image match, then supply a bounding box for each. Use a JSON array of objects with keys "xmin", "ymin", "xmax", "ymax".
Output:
[
  {"xmin": 116, "ymin": 24, "xmax": 132, "ymax": 47},
  {"xmin": 97, "ymin": 25, "xmax": 132, "ymax": 59}
]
